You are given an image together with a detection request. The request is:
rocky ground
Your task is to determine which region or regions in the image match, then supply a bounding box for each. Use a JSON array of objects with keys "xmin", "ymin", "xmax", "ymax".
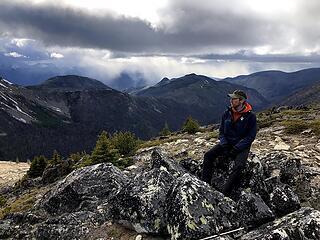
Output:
[{"xmin": 0, "ymin": 108, "xmax": 320, "ymax": 239}]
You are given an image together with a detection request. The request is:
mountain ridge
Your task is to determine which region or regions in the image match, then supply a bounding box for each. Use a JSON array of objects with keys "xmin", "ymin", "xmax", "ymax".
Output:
[{"xmin": 224, "ymin": 67, "xmax": 320, "ymax": 103}]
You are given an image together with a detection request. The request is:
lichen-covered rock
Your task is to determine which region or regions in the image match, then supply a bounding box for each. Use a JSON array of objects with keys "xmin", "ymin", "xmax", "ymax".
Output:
[
  {"xmin": 236, "ymin": 192, "xmax": 274, "ymax": 228},
  {"xmin": 240, "ymin": 207, "xmax": 320, "ymax": 240},
  {"xmin": 40, "ymin": 163, "xmax": 128, "ymax": 215},
  {"xmin": 269, "ymin": 185, "xmax": 301, "ymax": 217},
  {"xmin": 109, "ymin": 148, "xmax": 185, "ymax": 234},
  {"xmin": 166, "ymin": 173, "xmax": 239, "ymax": 240},
  {"xmin": 109, "ymin": 166, "xmax": 175, "ymax": 234}
]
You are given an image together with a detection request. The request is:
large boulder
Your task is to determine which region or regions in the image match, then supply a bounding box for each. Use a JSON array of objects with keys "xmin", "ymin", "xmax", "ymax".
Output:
[
  {"xmin": 109, "ymin": 148, "xmax": 186, "ymax": 235},
  {"xmin": 240, "ymin": 207, "xmax": 320, "ymax": 240},
  {"xmin": 109, "ymin": 166, "xmax": 176, "ymax": 234},
  {"xmin": 40, "ymin": 163, "xmax": 128, "ymax": 215},
  {"xmin": 166, "ymin": 173, "xmax": 239, "ymax": 240}
]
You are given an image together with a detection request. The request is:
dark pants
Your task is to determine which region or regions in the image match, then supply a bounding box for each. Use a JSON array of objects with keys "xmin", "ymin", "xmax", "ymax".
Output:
[{"xmin": 201, "ymin": 144, "xmax": 250, "ymax": 196}]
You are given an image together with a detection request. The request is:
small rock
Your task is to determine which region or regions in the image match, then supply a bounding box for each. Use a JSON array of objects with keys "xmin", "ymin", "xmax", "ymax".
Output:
[
  {"xmin": 274, "ymin": 142, "xmax": 290, "ymax": 150},
  {"xmin": 269, "ymin": 185, "xmax": 300, "ymax": 217},
  {"xmin": 135, "ymin": 235, "xmax": 143, "ymax": 240},
  {"xmin": 301, "ymin": 129, "xmax": 312, "ymax": 134},
  {"xmin": 293, "ymin": 145, "xmax": 305, "ymax": 150}
]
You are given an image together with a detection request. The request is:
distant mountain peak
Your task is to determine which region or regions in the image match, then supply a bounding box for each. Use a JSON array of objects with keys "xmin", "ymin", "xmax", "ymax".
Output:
[
  {"xmin": 30, "ymin": 75, "xmax": 113, "ymax": 92},
  {"xmin": 185, "ymin": 73, "xmax": 197, "ymax": 76},
  {"xmin": 155, "ymin": 77, "xmax": 171, "ymax": 87},
  {"xmin": 0, "ymin": 77, "xmax": 13, "ymax": 85}
]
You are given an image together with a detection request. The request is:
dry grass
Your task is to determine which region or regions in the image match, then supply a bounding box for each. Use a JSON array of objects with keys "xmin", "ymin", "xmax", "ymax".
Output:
[
  {"xmin": 0, "ymin": 161, "xmax": 29, "ymax": 188},
  {"xmin": 0, "ymin": 187, "xmax": 44, "ymax": 219}
]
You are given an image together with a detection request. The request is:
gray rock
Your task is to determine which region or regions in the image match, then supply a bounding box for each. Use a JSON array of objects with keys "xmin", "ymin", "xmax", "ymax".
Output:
[
  {"xmin": 179, "ymin": 158, "xmax": 202, "ymax": 178},
  {"xmin": 109, "ymin": 167, "xmax": 175, "ymax": 234},
  {"xmin": 269, "ymin": 185, "xmax": 301, "ymax": 217},
  {"xmin": 34, "ymin": 211, "xmax": 100, "ymax": 240},
  {"xmin": 109, "ymin": 148, "xmax": 185, "ymax": 234},
  {"xmin": 166, "ymin": 173, "xmax": 239, "ymax": 240},
  {"xmin": 151, "ymin": 148, "xmax": 186, "ymax": 177},
  {"xmin": 280, "ymin": 158, "xmax": 302, "ymax": 185},
  {"xmin": 236, "ymin": 192, "xmax": 275, "ymax": 228},
  {"xmin": 40, "ymin": 163, "xmax": 128, "ymax": 215},
  {"xmin": 242, "ymin": 155, "xmax": 269, "ymax": 202},
  {"xmin": 0, "ymin": 220, "xmax": 14, "ymax": 239},
  {"xmin": 240, "ymin": 207, "xmax": 320, "ymax": 240}
]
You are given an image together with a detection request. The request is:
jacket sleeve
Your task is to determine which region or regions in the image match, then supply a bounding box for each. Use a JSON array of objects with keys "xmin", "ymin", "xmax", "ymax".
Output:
[
  {"xmin": 219, "ymin": 112, "xmax": 228, "ymax": 146},
  {"xmin": 234, "ymin": 113, "xmax": 257, "ymax": 151}
]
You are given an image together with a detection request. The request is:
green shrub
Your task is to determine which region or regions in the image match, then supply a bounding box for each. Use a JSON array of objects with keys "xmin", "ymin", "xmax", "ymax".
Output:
[
  {"xmin": 310, "ymin": 120, "xmax": 320, "ymax": 135},
  {"xmin": 27, "ymin": 155, "xmax": 48, "ymax": 178},
  {"xmin": 0, "ymin": 195, "xmax": 6, "ymax": 207},
  {"xmin": 282, "ymin": 120, "xmax": 309, "ymax": 134},
  {"xmin": 116, "ymin": 157, "xmax": 134, "ymax": 170},
  {"xmin": 91, "ymin": 131, "xmax": 120, "ymax": 165},
  {"xmin": 182, "ymin": 116, "xmax": 200, "ymax": 134},
  {"xmin": 160, "ymin": 122, "xmax": 171, "ymax": 136},
  {"xmin": 205, "ymin": 130, "xmax": 219, "ymax": 140},
  {"xmin": 111, "ymin": 131, "xmax": 139, "ymax": 156},
  {"xmin": 0, "ymin": 188, "xmax": 42, "ymax": 219}
]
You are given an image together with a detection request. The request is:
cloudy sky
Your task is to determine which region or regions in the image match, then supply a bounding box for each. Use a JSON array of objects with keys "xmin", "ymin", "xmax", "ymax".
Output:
[{"xmin": 0, "ymin": 0, "xmax": 320, "ymax": 86}]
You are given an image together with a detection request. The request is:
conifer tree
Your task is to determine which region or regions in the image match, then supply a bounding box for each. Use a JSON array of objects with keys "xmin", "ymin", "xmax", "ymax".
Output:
[
  {"xmin": 27, "ymin": 155, "xmax": 48, "ymax": 178},
  {"xmin": 111, "ymin": 131, "xmax": 138, "ymax": 156},
  {"xmin": 182, "ymin": 116, "xmax": 200, "ymax": 134},
  {"xmin": 91, "ymin": 131, "xmax": 119, "ymax": 165},
  {"xmin": 160, "ymin": 122, "xmax": 171, "ymax": 136},
  {"xmin": 50, "ymin": 150, "xmax": 62, "ymax": 165}
]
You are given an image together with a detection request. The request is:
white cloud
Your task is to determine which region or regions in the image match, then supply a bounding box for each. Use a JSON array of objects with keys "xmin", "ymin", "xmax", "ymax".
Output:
[
  {"xmin": 4, "ymin": 51, "xmax": 27, "ymax": 58},
  {"xmin": 11, "ymin": 38, "xmax": 35, "ymax": 48},
  {"xmin": 50, "ymin": 52, "xmax": 64, "ymax": 59}
]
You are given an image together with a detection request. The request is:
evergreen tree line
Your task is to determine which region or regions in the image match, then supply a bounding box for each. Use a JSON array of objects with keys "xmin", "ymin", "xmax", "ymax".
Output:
[{"xmin": 27, "ymin": 116, "xmax": 201, "ymax": 179}]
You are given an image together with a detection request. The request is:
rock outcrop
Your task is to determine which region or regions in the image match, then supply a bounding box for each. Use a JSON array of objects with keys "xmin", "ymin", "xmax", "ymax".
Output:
[{"xmin": 1, "ymin": 127, "xmax": 320, "ymax": 239}]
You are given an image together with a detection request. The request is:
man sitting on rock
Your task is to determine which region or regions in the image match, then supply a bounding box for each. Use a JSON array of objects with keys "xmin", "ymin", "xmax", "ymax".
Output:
[{"xmin": 201, "ymin": 90, "xmax": 257, "ymax": 197}]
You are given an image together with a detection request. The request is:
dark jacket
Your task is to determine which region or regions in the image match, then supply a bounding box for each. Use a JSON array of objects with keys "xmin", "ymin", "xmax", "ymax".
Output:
[{"xmin": 219, "ymin": 103, "xmax": 257, "ymax": 151}]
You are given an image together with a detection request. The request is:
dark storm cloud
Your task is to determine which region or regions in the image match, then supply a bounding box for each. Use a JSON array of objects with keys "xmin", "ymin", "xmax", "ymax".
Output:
[
  {"xmin": 0, "ymin": 0, "xmax": 286, "ymax": 54},
  {"xmin": 0, "ymin": 1, "xmax": 161, "ymax": 52},
  {"xmin": 0, "ymin": 0, "xmax": 319, "ymax": 61},
  {"xmin": 196, "ymin": 52, "xmax": 320, "ymax": 63}
]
